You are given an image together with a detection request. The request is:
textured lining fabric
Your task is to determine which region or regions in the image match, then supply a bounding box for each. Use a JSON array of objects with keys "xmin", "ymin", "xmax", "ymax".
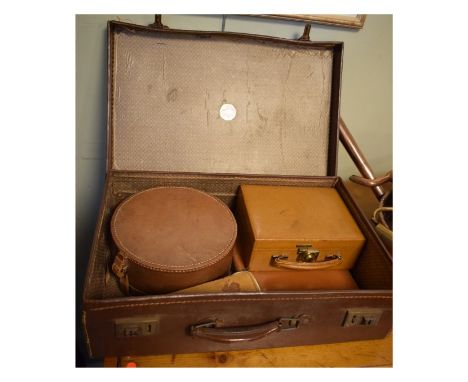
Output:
[{"xmin": 112, "ymin": 30, "xmax": 333, "ymax": 175}]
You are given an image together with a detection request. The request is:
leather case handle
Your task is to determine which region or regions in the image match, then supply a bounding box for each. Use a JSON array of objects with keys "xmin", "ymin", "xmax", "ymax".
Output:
[
  {"xmin": 191, "ymin": 317, "xmax": 300, "ymax": 343},
  {"xmin": 271, "ymin": 254, "xmax": 342, "ymax": 270}
]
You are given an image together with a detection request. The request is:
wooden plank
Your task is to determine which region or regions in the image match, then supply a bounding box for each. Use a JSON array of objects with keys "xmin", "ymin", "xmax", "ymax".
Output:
[{"xmin": 109, "ymin": 333, "xmax": 392, "ymax": 367}]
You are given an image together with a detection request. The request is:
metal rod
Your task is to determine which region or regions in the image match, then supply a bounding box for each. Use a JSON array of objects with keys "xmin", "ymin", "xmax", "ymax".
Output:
[
  {"xmin": 339, "ymin": 116, "xmax": 385, "ymax": 200},
  {"xmin": 349, "ymin": 170, "xmax": 392, "ymax": 187}
]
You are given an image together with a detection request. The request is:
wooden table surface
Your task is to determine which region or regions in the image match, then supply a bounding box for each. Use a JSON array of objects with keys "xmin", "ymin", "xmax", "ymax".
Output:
[
  {"xmin": 105, "ymin": 333, "xmax": 392, "ymax": 367},
  {"xmin": 103, "ymin": 180, "xmax": 392, "ymax": 367}
]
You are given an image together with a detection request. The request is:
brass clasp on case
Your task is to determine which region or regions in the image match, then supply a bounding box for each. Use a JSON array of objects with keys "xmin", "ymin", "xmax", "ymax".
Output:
[
  {"xmin": 271, "ymin": 244, "xmax": 342, "ymax": 270},
  {"xmin": 296, "ymin": 244, "xmax": 320, "ymax": 263}
]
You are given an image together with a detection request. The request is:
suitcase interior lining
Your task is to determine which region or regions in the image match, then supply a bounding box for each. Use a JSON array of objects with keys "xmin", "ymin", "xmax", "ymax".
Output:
[
  {"xmin": 84, "ymin": 172, "xmax": 392, "ymax": 301},
  {"xmin": 110, "ymin": 27, "xmax": 334, "ymax": 177}
]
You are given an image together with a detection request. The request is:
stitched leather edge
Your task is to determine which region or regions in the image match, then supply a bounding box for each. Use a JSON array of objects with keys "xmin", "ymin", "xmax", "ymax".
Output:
[
  {"xmin": 122, "ymin": 251, "xmax": 233, "ymax": 273},
  {"xmin": 82, "ymin": 311, "xmax": 93, "ymax": 358},
  {"xmin": 89, "ymin": 295, "xmax": 392, "ymax": 312},
  {"xmin": 113, "ymin": 173, "xmax": 337, "ymax": 182},
  {"xmin": 111, "ymin": 187, "xmax": 237, "ymax": 271}
]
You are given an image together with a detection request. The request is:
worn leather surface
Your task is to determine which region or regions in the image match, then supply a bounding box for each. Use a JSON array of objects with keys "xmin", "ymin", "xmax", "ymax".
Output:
[
  {"xmin": 83, "ymin": 290, "xmax": 392, "ymax": 357},
  {"xmin": 111, "ymin": 187, "xmax": 237, "ymax": 293},
  {"xmin": 237, "ymin": 185, "xmax": 365, "ymax": 271},
  {"xmin": 253, "ymin": 270, "xmax": 358, "ymax": 291}
]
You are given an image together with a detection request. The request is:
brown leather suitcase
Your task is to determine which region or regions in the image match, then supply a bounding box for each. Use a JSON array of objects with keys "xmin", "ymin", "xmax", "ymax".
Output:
[{"xmin": 82, "ymin": 19, "xmax": 392, "ymax": 358}]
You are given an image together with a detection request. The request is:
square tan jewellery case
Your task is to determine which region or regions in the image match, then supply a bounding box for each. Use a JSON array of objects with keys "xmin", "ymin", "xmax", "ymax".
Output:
[{"xmin": 82, "ymin": 19, "xmax": 393, "ymax": 358}]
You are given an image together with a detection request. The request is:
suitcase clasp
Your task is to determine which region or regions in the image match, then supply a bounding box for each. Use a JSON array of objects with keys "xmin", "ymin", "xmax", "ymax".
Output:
[
  {"xmin": 296, "ymin": 244, "xmax": 320, "ymax": 263},
  {"xmin": 278, "ymin": 317, "xmax": 300, "ymax": 330}
]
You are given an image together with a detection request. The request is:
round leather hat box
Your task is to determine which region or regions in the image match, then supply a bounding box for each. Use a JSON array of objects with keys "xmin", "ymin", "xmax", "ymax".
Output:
[{"xmin": 111, "ymin": 187, "xmax": 237, "ymax": 294}]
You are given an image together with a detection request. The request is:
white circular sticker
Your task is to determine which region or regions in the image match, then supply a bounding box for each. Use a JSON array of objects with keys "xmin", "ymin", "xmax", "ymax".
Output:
[{"xmin": 219, "ymin": 103, "xmax": 237, "ymax": 121}]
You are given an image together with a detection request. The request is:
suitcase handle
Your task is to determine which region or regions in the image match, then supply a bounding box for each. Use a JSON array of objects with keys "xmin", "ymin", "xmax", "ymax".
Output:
[
  {"xmin": 271, "ymin": 254, "xmax": 342, "ymax": 270},
  {"xmin": 190, "ymin": 317, "xmax": 300, "ymax": 343}
]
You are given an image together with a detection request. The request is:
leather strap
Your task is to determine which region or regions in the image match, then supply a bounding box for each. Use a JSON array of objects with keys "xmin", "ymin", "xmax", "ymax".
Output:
[
  {"xmin": 112, "ymin": 253, "xmax": 130, "ymax": 295},
  {"xmin": 119, "ymin": 274, "xmax": 130, "ymax": 296},
  {"xmin": 271, "ymin": 254, "xmax": 342, "ymax": 270},
  {"xmin": 191, "ymin": 317, "xmax": 300, "ymax": 343}
]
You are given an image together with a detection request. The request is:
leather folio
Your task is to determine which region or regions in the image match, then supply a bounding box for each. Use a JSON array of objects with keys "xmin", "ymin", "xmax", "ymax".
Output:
[{"xmin": 82, "ymin": 19, "xmax": 392, "ymax": 358}]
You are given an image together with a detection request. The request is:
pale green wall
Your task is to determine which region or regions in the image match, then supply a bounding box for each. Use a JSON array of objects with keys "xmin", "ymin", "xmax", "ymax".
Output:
[
  {"xmin": 223, "ymin": 15, "xmax": 393, "ymax": 177},
  {"xmin": 75, "ymin": 14, "xmax": 392, "ymax": 364}
]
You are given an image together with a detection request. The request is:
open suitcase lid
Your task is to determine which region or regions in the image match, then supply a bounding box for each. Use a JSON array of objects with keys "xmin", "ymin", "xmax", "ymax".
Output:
[{"xmin": 107, "ymin": 20, "xmax": 343, "ymax": 177}]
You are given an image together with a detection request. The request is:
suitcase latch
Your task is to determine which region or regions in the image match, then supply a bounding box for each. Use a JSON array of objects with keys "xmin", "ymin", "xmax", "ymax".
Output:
[
  {"xmin": 296, "ymin": 244, "xmax": 320, "ymax": 262},
  {"xmin": 278, "ymin": 317, "xmax": 301, "ymax": 330},
  {"xmin": 115, "ymin": 316, "xmax": 160, "ymax": 338}
]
